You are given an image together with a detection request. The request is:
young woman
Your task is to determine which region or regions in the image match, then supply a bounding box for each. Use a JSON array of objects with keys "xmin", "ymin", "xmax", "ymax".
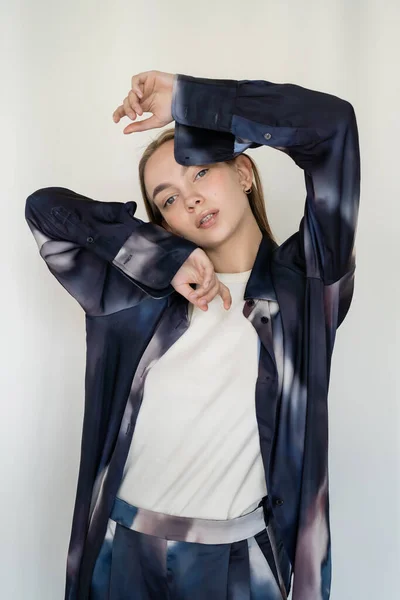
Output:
[{"xmin": 25, "ymin": 70, "xmax": 360, "ymax": 600}]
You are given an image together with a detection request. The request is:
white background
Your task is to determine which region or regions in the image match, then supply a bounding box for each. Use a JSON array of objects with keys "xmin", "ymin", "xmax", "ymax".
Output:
[{"xmin": 1, "ymin": 0, "xmax": 399, "ymax": 598}]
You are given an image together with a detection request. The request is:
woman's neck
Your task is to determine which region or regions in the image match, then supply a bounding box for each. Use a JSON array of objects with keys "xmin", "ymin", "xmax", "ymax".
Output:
[{"xmin": 205, "ymin": 218, "xmax": 263, "ymax": 274}]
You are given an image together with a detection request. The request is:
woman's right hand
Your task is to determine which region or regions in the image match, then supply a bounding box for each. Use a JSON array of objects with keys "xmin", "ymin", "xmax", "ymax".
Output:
[
  {"xmin": 171, "ymin": 248, "xmax": 232, "ymax": 311},
  {"xmin": 112, "ymin": 70, "xmax": 176, "ymax": 135}
]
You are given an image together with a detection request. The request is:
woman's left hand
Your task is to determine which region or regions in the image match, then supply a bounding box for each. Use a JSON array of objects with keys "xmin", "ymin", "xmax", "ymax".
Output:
[{"xmin": 112, "ymin": 70, "xmax": 176, "ymax": 134}]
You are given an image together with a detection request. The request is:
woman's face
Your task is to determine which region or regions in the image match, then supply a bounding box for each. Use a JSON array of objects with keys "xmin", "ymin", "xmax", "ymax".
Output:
[{"xmin": 144, "ymin": 139, "xmax": 254, "ymax": 249}]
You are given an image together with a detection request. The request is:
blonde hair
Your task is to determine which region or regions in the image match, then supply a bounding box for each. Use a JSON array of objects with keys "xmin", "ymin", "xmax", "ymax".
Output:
[{"xmin": 138, "ymin": 127, "xmax": 276, "ymax": 243}]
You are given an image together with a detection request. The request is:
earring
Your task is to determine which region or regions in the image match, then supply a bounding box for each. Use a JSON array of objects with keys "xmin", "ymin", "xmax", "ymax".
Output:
[{"xmin": 244, "ymin": 186, "xmax": 252, "ymax": 194}]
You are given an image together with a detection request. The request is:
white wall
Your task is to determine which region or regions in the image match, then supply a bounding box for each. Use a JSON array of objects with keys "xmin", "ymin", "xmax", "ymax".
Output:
[{"xmin": 2, "ymin": 1, "xmax": 399, "ymax": 598}]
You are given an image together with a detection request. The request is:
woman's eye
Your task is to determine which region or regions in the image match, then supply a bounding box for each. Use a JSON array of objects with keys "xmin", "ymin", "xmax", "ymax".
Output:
[
  {"xmin": 195, "ymin": 168, "xmax": 209, "ymax": 180},
  {"xmin": 163, "ymin": 169, "xmax": 209, "ymax": 208},
  {"xmin": 164, "ymin": 195, "xmax": 177, "ymax": 208}
]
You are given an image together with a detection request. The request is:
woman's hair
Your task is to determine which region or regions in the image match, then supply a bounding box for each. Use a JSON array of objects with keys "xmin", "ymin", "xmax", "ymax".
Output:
[{"xmin": 138, "ymin": 127, "xmax": 276, "ymax": 243}]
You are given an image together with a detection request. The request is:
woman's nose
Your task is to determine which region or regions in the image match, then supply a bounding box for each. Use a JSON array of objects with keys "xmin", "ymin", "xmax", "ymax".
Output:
[{"xmin": 186, "ymin": 197, "xmax": 203, "ymax": 209}]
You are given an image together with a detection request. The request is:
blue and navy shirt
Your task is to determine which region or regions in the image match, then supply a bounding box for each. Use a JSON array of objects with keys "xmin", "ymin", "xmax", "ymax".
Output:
[{"xmin": 25, "ymin": 72, "xmax": 360, "ymax": 600}]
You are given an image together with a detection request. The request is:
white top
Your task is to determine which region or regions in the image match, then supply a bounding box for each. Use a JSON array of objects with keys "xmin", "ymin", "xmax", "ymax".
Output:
[{"xmin": 117, "ymin": 268, "xmax": 267, "ymax": 519}]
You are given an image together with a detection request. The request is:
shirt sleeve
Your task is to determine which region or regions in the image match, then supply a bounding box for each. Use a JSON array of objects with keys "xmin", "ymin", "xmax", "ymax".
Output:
[
  {"xmin": 25, "ymin": 186, "xmax": 198, "ymax": 316},
  {"xmin": 171, "ymin": 73, "xmax": 361, "ymax": 287}
]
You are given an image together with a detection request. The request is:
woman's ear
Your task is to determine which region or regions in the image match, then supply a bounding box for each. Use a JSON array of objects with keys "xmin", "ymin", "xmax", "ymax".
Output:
[{"xmin": 234, "ymin": 154, "xmax": 253, "ymax": 188}]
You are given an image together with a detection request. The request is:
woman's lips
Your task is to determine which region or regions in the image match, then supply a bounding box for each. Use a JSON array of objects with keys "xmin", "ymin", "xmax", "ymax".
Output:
[{"xmin": 198, "ymin": 211, "xmax": 219, "ymax": 229}]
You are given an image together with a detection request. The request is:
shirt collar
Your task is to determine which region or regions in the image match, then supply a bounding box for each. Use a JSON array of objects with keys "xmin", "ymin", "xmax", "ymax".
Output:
[
  {"xmin": 169, "ymin": 232, "xmax": 278, "ymax": 308},
  {"xmin": 244, "ymin": 232, "xmax": 278, "ymax": 302}
]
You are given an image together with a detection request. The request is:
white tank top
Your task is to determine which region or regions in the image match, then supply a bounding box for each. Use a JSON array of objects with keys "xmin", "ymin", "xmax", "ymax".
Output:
[{"xmin": 117, "ymin": 268, "xmax": 267, "ymax": 519}]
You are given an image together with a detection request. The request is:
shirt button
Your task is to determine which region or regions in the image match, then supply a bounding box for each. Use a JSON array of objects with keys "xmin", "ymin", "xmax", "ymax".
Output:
[
  {"xmin": 264, "ymin": 132, "xmax": 272, "ymax": 140},
  {"xmin": 246, "ymin": 299, "xmax": 255, "ymax": 307},
  {"xmin": 261, "ymin": 316, "xmax": 269, "ymax": 324},
  {"xmin": 274, "ymin": 498, "xmax": 284, "ymax": 506},
  {"xmin": 87, "ymin": 236, "xmax": 94, "ymax": 243}
]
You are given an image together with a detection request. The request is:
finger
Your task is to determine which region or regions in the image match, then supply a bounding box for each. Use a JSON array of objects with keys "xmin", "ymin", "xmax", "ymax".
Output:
[
  {"xmin": 112, "ymin": 104, "xmax": 126, "ymax": 123},
  {"xmin": 189, "ymin": 269, "xmax": 216, "ymax": 301},
  {"xmin": 174, "ymin": 283, "xmax": 211, "ymax": 310},
  {"xmin": 123, "ymin": 96, "xmax": 136, "ymax": 121},
  {"xmin": 196, "ymin": 262, "xmax": 216, "ymax": 294},
  {"xmin": 192, "ymin": 280, "xmax": 220, "ymax": 307},
  {"xmin": 132, "ymin": 83, "xmax": 143, "ymax": 99},
  {"xmin": 219, "ymin": 283, "xmax": 232, "ymax": 310},
  {"xmin": 196, "ymin": 281, "xmax": 231, "ymax": 310},
  {"xmin": 192, "ymin": 280, "xmax": 215, "ymax": 302},
  {"xmin": 123, "ymin": 114, "xmax": 161, "ymax": 134},
  {"xmin": 202, "ymin": 261, "xmax": 215, "ymax": 289},
  {"xmin": 131, "ymin": 72, "xmax": 150, "ymax": 97},
  {"xmin": 128, "ymin": 89, "xmax": 143, "ymax": 116}
]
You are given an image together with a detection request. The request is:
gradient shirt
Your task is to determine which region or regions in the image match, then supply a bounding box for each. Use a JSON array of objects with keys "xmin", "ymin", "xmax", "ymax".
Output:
[{"xmin": 25, "ymin": 72, "xmax": 360, "ymax": 600}]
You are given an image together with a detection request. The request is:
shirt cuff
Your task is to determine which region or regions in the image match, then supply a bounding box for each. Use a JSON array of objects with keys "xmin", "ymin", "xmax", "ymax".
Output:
[
  {"xmin": 172, "ymin": 73, "xmax": 237, "ymax": 132},
  {"xmin": 172, "ymin": 74, "xmax": 246, "ymax": 166},
  {"xmin": 112, "ymin": 222, "xmax": 198, "ymax": 291}
]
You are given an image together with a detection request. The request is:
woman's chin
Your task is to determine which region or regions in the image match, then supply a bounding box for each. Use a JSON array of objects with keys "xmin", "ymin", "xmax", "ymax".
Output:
[{"xmin": 196, "ymin": 229, "xmax": 233, "ymax": 249}]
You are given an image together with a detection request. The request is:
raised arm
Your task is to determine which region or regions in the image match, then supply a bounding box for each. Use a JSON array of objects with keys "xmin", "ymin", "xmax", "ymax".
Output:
[
  {"xmin": 25, "ymin": 186, "xmax": 198, "ymax": 316},
  {"xmin": 171, "ymin": 73, "xmax": 361, "ymax": 286}
]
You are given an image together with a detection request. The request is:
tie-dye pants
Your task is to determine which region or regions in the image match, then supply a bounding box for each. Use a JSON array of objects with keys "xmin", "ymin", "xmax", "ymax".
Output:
[{"xmin": 90, "ymin": 496, "xmax": 287, "ymax": 599}]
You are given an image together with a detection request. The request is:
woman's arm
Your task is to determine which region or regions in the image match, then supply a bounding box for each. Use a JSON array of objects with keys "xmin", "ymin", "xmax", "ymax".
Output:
[
  {"xmin": 25, "ymin": 186, "xmax": 198, "ymax": 316},
  {"xmin": 171, "ymin": 73, "xmax": 361, "ymax": 287}
]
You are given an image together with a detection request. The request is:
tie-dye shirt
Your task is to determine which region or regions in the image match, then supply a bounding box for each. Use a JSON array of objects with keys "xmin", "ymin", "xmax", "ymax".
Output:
[{"xmin": 25, "ymin": 72, "xmax": 360, "ymax": 600}]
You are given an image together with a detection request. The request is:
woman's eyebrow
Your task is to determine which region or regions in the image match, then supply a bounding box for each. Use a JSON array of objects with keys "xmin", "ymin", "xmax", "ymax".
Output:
[{"xmin": 152, "ymin": 165, "xmax": 189, "ymax": 202}]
